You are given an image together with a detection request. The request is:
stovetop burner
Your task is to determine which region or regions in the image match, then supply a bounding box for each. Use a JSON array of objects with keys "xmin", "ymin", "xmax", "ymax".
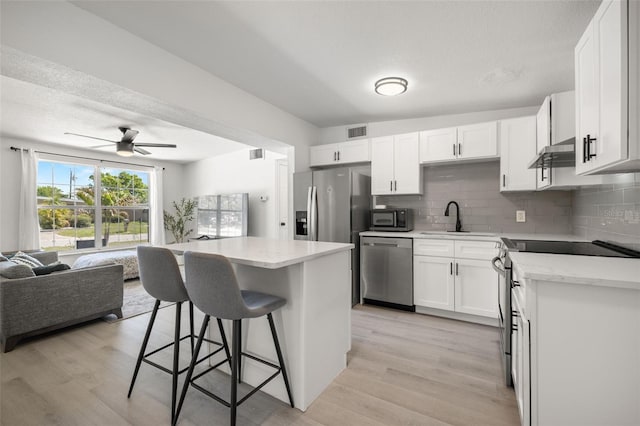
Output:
[{"xmin": 502, "ymin": 239, "xmax": 640, "ymax": 258}]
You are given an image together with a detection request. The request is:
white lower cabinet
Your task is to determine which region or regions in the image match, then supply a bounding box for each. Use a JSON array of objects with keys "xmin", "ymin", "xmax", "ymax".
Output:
[
  {"xmin": 511, "ymin": 272, "xmax": 640, "ymax": 426},
  {"xmin": 512, "ymin": 287, "xmax": 530, "ymax": 426},
  {"xmin": 413, "ymin": 255, "xmax": 454, "ymax": 310},
  {"xmin": 413, "ymin": 239, "xmax": 499, "ymax": 319}
]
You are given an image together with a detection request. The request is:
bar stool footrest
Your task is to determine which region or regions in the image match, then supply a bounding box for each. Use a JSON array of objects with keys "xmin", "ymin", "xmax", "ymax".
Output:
[
  {"xmin": 141, "ymin": 336, "xmax": 228, "ymax": 376},
  {"xmin": 189, "ymin": 351, "xmax": 283, "ymax": 408}
]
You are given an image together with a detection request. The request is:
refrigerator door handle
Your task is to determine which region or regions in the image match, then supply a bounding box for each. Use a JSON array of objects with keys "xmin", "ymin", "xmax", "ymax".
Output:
[
  {"xmin": 309, "ymin": 186, "xmax": 318, "ymax": 241},
  {"xmin": 306, "ymin": 186, "xmax": 313, "ymax": 241}
]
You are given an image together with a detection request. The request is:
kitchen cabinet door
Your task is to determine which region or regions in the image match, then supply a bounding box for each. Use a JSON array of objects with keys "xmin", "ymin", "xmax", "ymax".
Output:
[
  {"xmin": 413, "ymin": 255, "xmax": 455, "ymax": 311},
  {"xmin": 575, "ymin": 0, "xmax": 639, "ymax": 174},
  {"xmin": 457, "ymin": 121, "xmax": 498, "ymax": 160},
  {"xmin": 500, "ymin": 116, "xmax": 537, "ymax": 192},
  {"xmin": 393, "ymin": 132, "xmax": 422, "ymax": 194},
  {"xmin": 454, "ymin": 259, "xmax": 499, "ymax": 318},
  {"xmin": 512, "ymin": 292, "xmax": 530, "ymax": 426},
  {"xmin": 419, "ymin": 127, "xmax": 457, "ymax": 163},
  {"xmin": 371, "ymin": 136, "xmax": 395, "ymax": 195},
  {"xmin": 310, "ymin": 144, "xmax": 339, "ymax": 167},
  {"xmin": 338, "ymin": 139, "xmax": 370, "ymax": 164}
]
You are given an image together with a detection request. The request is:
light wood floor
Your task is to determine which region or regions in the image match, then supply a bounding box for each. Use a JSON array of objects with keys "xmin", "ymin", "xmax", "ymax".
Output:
[{"xmin": 0, "ymin": 304, "xmax": 519, "ymax": 425}]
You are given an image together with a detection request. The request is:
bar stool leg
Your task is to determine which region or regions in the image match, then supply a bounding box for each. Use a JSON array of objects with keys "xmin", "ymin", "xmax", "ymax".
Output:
[
  {"xmin": 267, "ymin": 313, "xmax": 294, "ymax": 408},
  {"xmin": 173, "ymin": 315, "xmax": 210, "ymax": 426},
  {"xmin": 171, "ymin": 302, "xmax": 182, "ymax": 424},
  {"xmin": 237, "ymin": 320, "xmax": 242, "ymax": 384},
  {"xmin": 189, "ymin": 302, "xmax": 195, "ymax": 354},
  {"xmin": 231, "ymin": 319, "xmax": 241, "ymax": 426},
  {"xmin": 128, "ymin": 299, "xmax": 161, "ymax": 398},
  {"xmin": 217, "ymin": 318, "xmax": 233, "ymax": 370}
]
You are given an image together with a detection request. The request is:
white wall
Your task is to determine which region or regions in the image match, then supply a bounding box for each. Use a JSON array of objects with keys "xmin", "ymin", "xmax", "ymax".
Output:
[
  {"xmin": 0, "ymin": 137, "xmax": 184, "ymax": 251},
  {"xmin": 182, "ymin": 150, "xmax": 286, "ymax": 239},
  {"xmin": 0, "ymin": 1, "xmax": 318, "ymax": 172},
  {"xmin": 318, "ymin": 105, "xmax": 539, "ymax": 144}
]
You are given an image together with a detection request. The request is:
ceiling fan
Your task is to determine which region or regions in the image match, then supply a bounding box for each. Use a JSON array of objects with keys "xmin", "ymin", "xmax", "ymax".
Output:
[{"xmin": 64, "ymin": 127, "xmax": 177, "ymax": 157}]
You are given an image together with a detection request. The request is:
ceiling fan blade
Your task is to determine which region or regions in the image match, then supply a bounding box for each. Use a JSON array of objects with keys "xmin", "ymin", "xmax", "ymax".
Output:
[
  {"xmin": 134, "ymin": 143, "xmax": 177, "ymax": 148},
  {"xmin": 134, "ymin": 147, "xmax": 152, "ymax": 155},
  {"xmin": 121, "ymin": 128, "xmax": 139, "ymax": 143},
  {"xmin": 64, "ymin": 132, "xmax": 118, "ymax": 144},
  {"xmin": 90, "ymin": 144, "xmax": 115, "ymax": 149}
]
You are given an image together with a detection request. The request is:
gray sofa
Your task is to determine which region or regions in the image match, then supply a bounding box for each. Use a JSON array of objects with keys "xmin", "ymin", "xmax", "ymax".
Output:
[{"xmin": 0, "ymin": 251, "xmax": 124, "ymax": 352}]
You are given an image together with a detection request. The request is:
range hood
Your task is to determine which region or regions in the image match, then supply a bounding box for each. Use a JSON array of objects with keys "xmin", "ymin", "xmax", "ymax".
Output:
[{"xmin": 527, "ymin": 138, "xmax": 575, "ymax": 169}]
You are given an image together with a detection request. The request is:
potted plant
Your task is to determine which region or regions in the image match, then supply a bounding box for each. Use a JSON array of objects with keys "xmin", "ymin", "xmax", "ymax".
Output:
[{"xmin": 163, "ymin": 198, "xmax": 197, "ymax": 243}]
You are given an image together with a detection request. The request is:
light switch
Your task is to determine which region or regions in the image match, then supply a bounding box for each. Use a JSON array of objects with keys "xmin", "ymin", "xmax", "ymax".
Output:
[{"xmin": 516, "ymin": 210, "xmax": 526, "ymax": 223}]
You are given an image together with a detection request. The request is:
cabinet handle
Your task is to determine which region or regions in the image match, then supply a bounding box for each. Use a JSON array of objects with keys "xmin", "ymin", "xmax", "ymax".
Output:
[
  {"xmin": 394, "ymin": 180, "xmax": 397, "ymax": 191},
  {"xmin": 582, "ymin": 137, "xmax": 588, "ymax": 163},
  {"xmin": 450, "ymin": 262, "xmax": 453, "ymax": 275},
  {"xmin": 512, "ymin": 325, "xmax": 518, "ymax": 331},
  {"xmin": 453, "ymin": 144, "xmax": 456, "ymax": 156},
  {"xmin": 511, "ymin": 310, "xmax": 519, "ymax": 318},
  {"xmin": 455, "ymin": 263, "xmax": 459, "ymax": 276},
  {"xmin": 390, "ymin": 180, "xmax": 393, "ymax": 191},
  {"xmin": 458, "ymin": 143, "xmax": 462, "ymax": 156},
  {"xmin": 541, "ymin": 167, "xmax": 546, "ymax": 181},
  {"xmin": 587, "ymin": 134, "xmax": 597, "ymax": 160},
  {"xmin": 334, "ymin": 152, "xmax": 337, "ymax": 161},
  {"xmin": 503, "ymin": 174, "xmax": 506, "ymax": 187},
  {"xmin": 337, "ymin": 151, "xmax": 340, "ymax": 161},
  {"xmin": 512, "ymin": 280, "xmax": 520, "ymax": 287}
]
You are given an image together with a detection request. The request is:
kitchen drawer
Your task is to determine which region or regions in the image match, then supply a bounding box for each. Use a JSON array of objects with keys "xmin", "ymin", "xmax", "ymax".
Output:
[
  {"xmin": 413, "ymin": 239, "xmax": 454, "ymax": 257},
  {"xmin": 454, "ymin": 240, "xmax": 500, "ymax": 260}
]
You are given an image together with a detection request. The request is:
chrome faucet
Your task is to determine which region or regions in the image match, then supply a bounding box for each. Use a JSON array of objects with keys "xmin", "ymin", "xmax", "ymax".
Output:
[{"xmin": 444, "ymin": 201, "xmax": 462, "ymax": 232}]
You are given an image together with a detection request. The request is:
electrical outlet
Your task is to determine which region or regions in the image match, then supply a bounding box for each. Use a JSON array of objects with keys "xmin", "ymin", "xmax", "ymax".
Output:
[{"xmin": 516, "ymin": 210, "xmax": 526, "ymax": 223}]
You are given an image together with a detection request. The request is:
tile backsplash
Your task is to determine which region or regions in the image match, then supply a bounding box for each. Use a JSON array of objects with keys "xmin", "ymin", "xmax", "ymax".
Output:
[
  {"xmin": 376, "ymin": 162, "xmax": 573, "ymax": 235},
  {"xmin": 572, "ymin": 173, "xmax": 640, "ymax": 251}
]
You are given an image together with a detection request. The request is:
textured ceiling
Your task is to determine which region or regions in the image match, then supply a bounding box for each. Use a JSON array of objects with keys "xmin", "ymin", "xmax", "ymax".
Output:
[{"xmin": 74, "ymin": 0, "xmax": 600, "ymax": 128}]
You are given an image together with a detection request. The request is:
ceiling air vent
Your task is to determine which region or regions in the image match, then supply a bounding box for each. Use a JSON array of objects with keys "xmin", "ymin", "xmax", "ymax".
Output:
[
  {"xmin": 347, "ymin": 125, "xmax": 367, "ymax": 139},
  {"xmin": 249, "ymin": 148, "xmax": 265, "ymax": 160}
]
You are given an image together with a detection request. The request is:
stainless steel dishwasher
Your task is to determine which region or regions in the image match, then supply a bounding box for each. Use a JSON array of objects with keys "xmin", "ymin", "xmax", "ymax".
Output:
[{"xmin": 360, "ymin": 236, "xmax": 414, "ymax": 311}]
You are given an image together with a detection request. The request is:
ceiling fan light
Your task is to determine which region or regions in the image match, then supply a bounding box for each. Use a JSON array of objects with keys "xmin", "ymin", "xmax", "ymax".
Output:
[
  {"xmin": 375, "ymin": 77, "xmax": 408, "ymax": 96},
  {"xmin": 116, "ymin": 143, "xmax": 135, "ymax": 157}
]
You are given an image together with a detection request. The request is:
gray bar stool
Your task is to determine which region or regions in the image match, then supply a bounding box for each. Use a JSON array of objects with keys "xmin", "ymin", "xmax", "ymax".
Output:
[
  {"xmin": 129, "ymin": 246, "xmax": 232, "ymax": 424},
  {"xmin": 174, "ymin": 251, "xmax": 294, "ymax": 426}
]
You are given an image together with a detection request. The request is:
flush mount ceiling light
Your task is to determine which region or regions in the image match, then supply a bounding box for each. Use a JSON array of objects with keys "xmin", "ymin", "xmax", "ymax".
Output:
[{"xmin": 375, "ymin": 77, "xmax": 408, "ymax": 96}]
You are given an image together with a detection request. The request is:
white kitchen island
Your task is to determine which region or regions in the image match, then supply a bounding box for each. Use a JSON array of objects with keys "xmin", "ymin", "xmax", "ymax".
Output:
[{"xmin": 161, "ymin": 237, "xmax": 354, "ymax": 411}]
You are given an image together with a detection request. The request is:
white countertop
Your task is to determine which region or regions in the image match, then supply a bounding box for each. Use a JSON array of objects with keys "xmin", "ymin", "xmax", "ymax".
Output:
[
  {"xmin": 360, "ymin": 230, "xmax": 582, "ymax": 242},
  {"xmin": 509, "ymin": 251, "xmax": 640, "ymax": 290},
  {"xmin": 160, "ymin": 237, "xmax": 353, "ymax": 269}
]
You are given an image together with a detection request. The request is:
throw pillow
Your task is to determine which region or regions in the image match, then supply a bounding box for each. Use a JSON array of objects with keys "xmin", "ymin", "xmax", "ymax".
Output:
[
  {"xmin": 32, "ymin": 263, "xmax": 71, "ymax": 276},
  {"xmin": 0, "ymin": 261, "xmax": 35, "ymax": 279},
  {"xmin": 10, "ymin": 251, "xmax": 44, "ymax": 268},
  {"xmin": 0, "ymin": 255, "xmax": 8, "ymax": 262}
]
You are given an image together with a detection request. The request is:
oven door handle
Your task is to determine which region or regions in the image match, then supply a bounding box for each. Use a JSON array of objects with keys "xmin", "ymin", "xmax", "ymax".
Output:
[{"xmin": 491, "ymin": 255, "xmax": 506, "ymax": 276}]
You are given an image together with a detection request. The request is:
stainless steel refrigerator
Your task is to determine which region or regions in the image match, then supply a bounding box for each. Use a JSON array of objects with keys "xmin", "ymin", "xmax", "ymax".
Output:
[{"xmin": 294, "ymin": 167, "xmax": 371, "ymax": 306}]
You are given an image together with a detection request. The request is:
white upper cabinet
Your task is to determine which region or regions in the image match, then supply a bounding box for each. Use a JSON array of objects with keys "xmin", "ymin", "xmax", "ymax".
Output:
[
  {"xmin": 420, "ymin": 121, "xmax": 498, "ymax": 163},
  {"xmin": 371, "ymin": 133, "xmax": 422, "ymax": 195},
  {"xmin": 418, "ymin": 127, "xmax": 457, "ymax": 162},
  {"xmin": 500, "ymin": 116, "xmax": 537, "ymax": 192},
  {"xmin": 457, "ymin": 121, "xmax": 499, "ymax": 160},
  {"xmin": 575, "ymin": 0, "xmax": 640, "ymax": 174},
  {"xmin": 309, "ymin": 139, "xmax": 370, "ymax": 167}
]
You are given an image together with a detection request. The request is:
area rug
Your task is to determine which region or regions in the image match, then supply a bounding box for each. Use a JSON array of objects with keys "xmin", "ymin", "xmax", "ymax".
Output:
[{"xmin": 103, "ymin": 279, "xmax": 174, "ymax": 323}]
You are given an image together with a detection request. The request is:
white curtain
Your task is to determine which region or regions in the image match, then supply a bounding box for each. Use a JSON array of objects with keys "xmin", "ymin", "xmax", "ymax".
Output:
[
  {"xmin": 18, "ymin": 148, "xmax": 40, "ymax": 250},
  {"xmin": 149, "ymin": 166, "xmax": 165, "ymax": 245}
]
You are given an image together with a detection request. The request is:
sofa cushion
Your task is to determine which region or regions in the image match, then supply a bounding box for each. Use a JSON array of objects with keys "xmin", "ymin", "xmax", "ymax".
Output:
[
  {"xmin": 0, "ymin": 256, "xmax": 8, "ymax": 262},
  {"xmin": 10, "ymin": 252, "xmax": 44, "ymax": 268},
  {"xmin": 32, "ymin": 263, "xmax": 71, "ymax": 276},
  {"xmin": 0, "ymin": 261, "xmax": 35, "ymax": 279}
]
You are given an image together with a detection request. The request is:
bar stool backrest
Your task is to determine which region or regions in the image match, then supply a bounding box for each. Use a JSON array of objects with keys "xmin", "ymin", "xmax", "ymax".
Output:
[
  {"xmin": 183, "ymin": 251, "xmax": 248, "ymax": 320},
  {"xmin": 137, "ymin": 246, "xmax": 189, "ymax": 303}
]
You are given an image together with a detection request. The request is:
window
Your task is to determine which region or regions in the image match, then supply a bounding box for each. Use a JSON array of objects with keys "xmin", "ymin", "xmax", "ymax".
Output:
[{"xmin": 37, "ymin": 160, "xmax": 150, "ymax": 251}]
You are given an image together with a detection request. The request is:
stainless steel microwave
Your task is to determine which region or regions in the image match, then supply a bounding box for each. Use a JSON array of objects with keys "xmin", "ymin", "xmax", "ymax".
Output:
[{"xmin": 370, "ymin": 208, "xmax": 414, "ymax": 231}]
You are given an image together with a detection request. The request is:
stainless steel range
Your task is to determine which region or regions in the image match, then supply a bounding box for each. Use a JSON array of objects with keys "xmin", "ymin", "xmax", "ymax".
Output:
[{"xmin": 493, "ymin": 238, "xmax": 640, "ymax": 387}]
